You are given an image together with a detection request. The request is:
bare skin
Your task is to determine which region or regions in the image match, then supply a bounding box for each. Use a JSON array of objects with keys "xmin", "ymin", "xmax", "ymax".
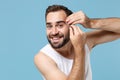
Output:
[
  {"xmin": 66, "ymin": 11, "xmax": 120, "ymax": 49},
  {"xmin": 34, "ymin": 10, "xmax": 120, "ymax": 80}
]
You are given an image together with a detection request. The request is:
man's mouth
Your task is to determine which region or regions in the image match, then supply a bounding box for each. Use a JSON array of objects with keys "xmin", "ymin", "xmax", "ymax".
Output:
[
  {"xmin": 50, "ymin": 35, "xmax": 63, "ymax": 43},
  {"xmin": 51, "ymin": 37, "xmax": 61, "ymax": 43}
]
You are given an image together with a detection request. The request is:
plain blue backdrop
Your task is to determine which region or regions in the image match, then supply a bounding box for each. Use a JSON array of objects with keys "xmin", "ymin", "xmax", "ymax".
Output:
[{"xmin": 0, "ymin": 0, "xmax": 120, "ymax": 80}]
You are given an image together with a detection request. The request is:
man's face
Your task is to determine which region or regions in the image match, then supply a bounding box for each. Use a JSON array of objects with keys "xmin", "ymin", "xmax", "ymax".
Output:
[{"xmin": 46, "ymin": 10, "xmax": 70, "ymax": 49}]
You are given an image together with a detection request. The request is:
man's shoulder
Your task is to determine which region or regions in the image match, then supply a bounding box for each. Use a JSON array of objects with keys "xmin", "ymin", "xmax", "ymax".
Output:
[
  {"xmin": 34, "ymin": 43, "xmax": 57, "ymax": 64},
  {"xmin": 34, "ymin": 51, "xmax": 56, "ymax": 66},
  {"xmin": 34, "ymin": 51, "xmax": 57, "ymax": 78}
]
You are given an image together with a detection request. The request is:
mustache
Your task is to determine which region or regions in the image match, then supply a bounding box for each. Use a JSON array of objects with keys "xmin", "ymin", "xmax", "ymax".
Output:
[{"xmin": 49, "ymin": 33, "xmax": 64, "ymax": 38}]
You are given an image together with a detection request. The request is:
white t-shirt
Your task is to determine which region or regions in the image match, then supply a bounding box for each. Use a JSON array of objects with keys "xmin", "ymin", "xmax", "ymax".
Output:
[{"xmin": 40, "ymin": 44, "xmax": 92, "ymax": 80}]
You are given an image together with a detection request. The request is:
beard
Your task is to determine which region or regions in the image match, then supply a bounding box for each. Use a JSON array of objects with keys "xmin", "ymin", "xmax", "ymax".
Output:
[{"xmin": 47, "ymin": 32, "xmax": 70, "ymax": 49}]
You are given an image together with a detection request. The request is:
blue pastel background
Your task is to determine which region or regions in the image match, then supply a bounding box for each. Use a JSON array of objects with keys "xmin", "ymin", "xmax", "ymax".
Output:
[{"xmin": 0, "ymin": 0, "xmax": 120, "ymax": 80}]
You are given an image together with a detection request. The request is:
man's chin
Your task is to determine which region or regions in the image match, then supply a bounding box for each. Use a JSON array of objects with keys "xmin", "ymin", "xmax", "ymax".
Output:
[
  {"xmin": 48, "ymin": 37, "xmax": 70, "ymax": 49},
  {"xmin": 50, "ymin": 43, "xmax": 63, "ymax": 49}
]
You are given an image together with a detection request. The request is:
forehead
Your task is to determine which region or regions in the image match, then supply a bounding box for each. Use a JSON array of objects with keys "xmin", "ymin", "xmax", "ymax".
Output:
[{"xmin": 46, "ymin": 10, "xmax": 67, "ymax": 23}]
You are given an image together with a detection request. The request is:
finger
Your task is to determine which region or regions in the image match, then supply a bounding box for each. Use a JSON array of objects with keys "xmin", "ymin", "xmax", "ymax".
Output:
[
  {"xmin": 66, "ymin": 17, "xmax": 75, "ymax": 25},
  {"xmin": 67, "ymin": 18, "xmax": 80, "ymax": 25},
  {"xmin": 66, "ymin": 16, "xmax": 71, "ymax": 23},
  {"xmin": 70, "ymin": 25, "xmax": 79, "ymax": 35},
  {"xmin": 66, "ymin": 15, "xmax": 79, "ymax": 25},
  {"xmin": 68, "ymin": 19, "xmax": 76, "ymax": 25},
  {"xmin": 71, "ymin": 19, "xmax": 83, "ymax": 25},
  {"xmin": 76, "ymin": 27, "xmax": 86, "ymax": 40},
  {"xmin": 69, "ymin": 27, "xmax": 74, "ymax": 38},
  {"xmin": 76, "ymin": 25, "xmax": 83, "ymax": 33},
  {"xmin": 66, "ymin": 14, "xmax": 74, "ymax": 22},
  {"xmin": 66, "ymin": 11, "xmax": 86, "ymax": 25}
]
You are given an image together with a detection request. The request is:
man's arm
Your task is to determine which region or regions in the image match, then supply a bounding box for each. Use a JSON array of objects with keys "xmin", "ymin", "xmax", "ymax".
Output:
[
  {"xmin": 86, "ymin": 30, "xmax": 120, "ymax": 50},
  {"xmin": 66, "ymin": 11, "xmax": 120, "ymax": 33},
  {"xmin": 34, "ymin": 52, "xmax": 67, "ymax": 80},
  {"xmin": 85, "ymin": 18, "xmax": 120, "ymax": 49},
  {"xmin": 34, "ymin": 25, "xmax": 86, "ymax": 80},
  {"xmin": 88, "ymin": 18, "xmax": 120, "ymax": 33},
  {"xmin": 68, "ymin": 25, "xmax": 86, "ymax": 80},
  {"xmin": 66, "ymin": 11, "xmax": 120, "ymax": 50}
]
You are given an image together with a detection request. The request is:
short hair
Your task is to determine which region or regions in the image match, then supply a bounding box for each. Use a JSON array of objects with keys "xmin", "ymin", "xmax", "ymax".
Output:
[{"xmin": 45, "ymin": 4, "xmax": 73, "ymax": 18}]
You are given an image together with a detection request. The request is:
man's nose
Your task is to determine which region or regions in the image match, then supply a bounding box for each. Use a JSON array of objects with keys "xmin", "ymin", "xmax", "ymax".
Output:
[{"xmin": 51, "ymin": 27, "xmax": 58, "ymax": 35}]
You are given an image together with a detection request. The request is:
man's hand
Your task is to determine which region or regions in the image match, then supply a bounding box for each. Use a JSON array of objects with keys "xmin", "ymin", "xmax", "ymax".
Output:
[
  {"xmin": 66, "ymin": 11, "xmax": 91, "ymax": 28},
  {"xmin": 69, "ymin": 25, "xmax": 86, "ymax": 48},
  {"xmin": 68, "ymin": 25, "xmax": 86, "ymax": 80}
]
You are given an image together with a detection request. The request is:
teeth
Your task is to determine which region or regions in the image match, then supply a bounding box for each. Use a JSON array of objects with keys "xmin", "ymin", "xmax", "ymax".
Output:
[
  {"xmin": 53, "ymin": 37, "xmax": 59, "ymax": 40},
  {"xmin": 51, "ymin": 37, "xmax": 60, "ymax": 43}
]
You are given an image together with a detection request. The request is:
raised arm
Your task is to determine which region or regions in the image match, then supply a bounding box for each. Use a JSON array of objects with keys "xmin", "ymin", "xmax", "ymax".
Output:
[
  {"xmin": 68, "ymin": 25, "xmax": 86, "ymax": 80},
  {"xmin": 66, "ymin": 11, "xmax": 120, "ymax": 33},
  {"xmin": 66, "ymin": 11, "xmax": 120, "ymax": 50},
  {"xmin": 87, "ymin": 17, "xmax": 120, "ymax": 33}
]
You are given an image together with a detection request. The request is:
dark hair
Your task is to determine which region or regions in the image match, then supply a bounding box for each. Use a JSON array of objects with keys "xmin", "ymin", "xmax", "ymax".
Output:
[{"xmin": 45, "ymin": 4, "xmax": 73, "ymax": 17}]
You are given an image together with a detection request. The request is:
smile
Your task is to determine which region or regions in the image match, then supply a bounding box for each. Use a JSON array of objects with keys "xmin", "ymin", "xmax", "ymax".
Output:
[{"xmin": 51, "ymin": 37, "xmax": 62, "ymax": 43}]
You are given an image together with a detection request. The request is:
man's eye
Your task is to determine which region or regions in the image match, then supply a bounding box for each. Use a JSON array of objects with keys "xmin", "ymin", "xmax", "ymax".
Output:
[
  {"xmin": 46, "ymin": 25, "xmax": 52, "ymax": 29},
  {"xmin": 57, "ymin": 24, "xmax": 64, "ymax": 28}
]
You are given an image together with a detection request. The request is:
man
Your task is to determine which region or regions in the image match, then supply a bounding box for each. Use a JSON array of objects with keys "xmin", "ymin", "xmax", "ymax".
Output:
[{"xmin": 34, "ymin": 5, "xmax": 120, "ymax": 80}]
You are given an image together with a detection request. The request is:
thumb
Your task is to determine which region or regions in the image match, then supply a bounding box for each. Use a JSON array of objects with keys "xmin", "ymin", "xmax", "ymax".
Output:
[{"xmin": 69, "ymin": 26, "xmax": 74, "ymax": 38}]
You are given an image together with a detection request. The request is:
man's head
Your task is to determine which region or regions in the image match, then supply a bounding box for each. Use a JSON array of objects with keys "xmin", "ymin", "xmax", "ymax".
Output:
[
  {"xmin": 45, "ymin": 5, "xmax": 73, "ymax": 18},
  {"xmin": 45, "ymin": 5, "xmax": 73, "ymax": 49}
]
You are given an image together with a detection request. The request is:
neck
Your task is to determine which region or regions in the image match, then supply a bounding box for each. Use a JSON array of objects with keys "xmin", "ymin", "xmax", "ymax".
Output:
[{"xmin": 54, "ymin": 41, "xmax": 74, "ymax": 59}]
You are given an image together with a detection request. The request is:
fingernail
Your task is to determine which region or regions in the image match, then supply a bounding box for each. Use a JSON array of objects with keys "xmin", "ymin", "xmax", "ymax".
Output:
[{"xmin": 66, "ymin": 19, "xmax": 69, "ymax": 22}]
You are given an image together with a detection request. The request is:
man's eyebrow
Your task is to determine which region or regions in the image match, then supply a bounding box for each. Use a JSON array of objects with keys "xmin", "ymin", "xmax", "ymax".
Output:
[
  {"xmin": 46, "ymin": 21, "xmax": 66, "ymax": 25},
  {"xmin": 56, "ymin": 21, "xmax": 66, "ymax": 24},
  {"xmin": 46, "ymin": 22, "xmax": 51, "ymax": 25}
]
